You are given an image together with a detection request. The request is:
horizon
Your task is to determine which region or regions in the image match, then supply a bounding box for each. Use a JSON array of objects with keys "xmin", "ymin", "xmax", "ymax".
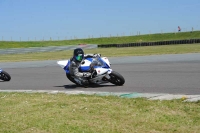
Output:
[{"xmin": 0, "ymin": 30, "xmax": 199, "ymax": 42}]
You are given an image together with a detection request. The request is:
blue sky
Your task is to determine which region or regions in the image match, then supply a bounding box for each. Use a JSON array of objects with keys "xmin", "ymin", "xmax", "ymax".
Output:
[{"xmin": 0, "ymin": 0, "xmax": 199, "ymax": 41}]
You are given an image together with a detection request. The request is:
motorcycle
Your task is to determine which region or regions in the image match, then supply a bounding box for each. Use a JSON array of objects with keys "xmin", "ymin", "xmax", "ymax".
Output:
[
  {"xmin": 0, "ymin": 68, "xmax": 11, "ymax": 81},
  {"xmin": 57, "ymin": 55, "xmax": 125, "ymax": 87}
]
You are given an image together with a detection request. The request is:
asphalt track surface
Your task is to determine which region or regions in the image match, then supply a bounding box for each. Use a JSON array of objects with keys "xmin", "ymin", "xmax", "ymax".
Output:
[{"xmin": 1, "ymin": 53, "xmax": 200, "ymax": 95}]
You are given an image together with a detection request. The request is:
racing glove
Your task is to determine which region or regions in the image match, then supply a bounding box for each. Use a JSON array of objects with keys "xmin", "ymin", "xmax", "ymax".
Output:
[
  {"xmin": 93, "ymin": 53, "xmax": 101, "ymax": 57},
  {"xmin": 83, "ymin": 73, "xmax": 91, "ymax": 77}
]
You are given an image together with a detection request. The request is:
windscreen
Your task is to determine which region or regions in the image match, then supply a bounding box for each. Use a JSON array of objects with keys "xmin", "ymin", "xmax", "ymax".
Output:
[{"xmin": 90, "ymin": 56, "xmax": 104, "ymax": 68}]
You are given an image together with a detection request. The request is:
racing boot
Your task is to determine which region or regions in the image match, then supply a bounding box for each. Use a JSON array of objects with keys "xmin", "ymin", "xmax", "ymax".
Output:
[{"xmin": 81, "ymin": 80, "xmax": 89, "ymax": 88}]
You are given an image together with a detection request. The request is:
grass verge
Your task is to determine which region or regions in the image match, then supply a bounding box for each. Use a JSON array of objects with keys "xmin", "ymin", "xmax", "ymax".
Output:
[
  {"xmin": 0, "ymin": 92, "xmax": 199, "ymax": 133},
  {"xmin": 0, "ymin": 31, "xmax": 200, "ymax": 49},
  {"xmin": 0, "ymin": 44, "xmax": 200, "ymax": 62}
]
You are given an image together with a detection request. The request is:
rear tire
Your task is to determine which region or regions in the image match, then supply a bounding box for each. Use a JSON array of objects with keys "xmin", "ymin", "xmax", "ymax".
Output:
[
  {"xmin": 66, "ymin": 74, "xmax": 90, "ymax": 87},
  {"xmin": 0, "ymin": 70, "xmax": 11, "ymax": 81},
  {"xmin": 66, "ymin": 74, "xmax": 79, "ymax": 85},
  {"xmin": 109, "ymin": 71, "xmax": 125, "ymax": 86}
]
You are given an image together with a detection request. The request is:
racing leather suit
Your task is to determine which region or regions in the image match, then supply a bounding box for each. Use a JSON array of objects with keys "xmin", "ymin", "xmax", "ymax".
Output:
[{"xmin": 69, "ymin": 54, "xmax": 99, "ymax": 85}]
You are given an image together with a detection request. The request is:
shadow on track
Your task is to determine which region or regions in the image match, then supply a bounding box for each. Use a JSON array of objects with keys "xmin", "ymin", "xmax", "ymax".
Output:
[{"xmin": 54, "ymin": 84, "xmax": 116, "ymax": 89}]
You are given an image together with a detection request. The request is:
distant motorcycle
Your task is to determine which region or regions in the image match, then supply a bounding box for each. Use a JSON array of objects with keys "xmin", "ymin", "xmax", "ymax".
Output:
[
  {"xmin": 0, "ymin": 69, "xmax": 11, "ymax": 81},
  {"xmin": 57, "ymin": 55, "xmax": 125, "ymax": 87}
]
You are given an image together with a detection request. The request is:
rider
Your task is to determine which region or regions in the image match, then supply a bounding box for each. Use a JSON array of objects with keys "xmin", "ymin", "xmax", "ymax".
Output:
[{"xmin": 69, "ymin": 48, "xmax": 100, "ymax": 86}]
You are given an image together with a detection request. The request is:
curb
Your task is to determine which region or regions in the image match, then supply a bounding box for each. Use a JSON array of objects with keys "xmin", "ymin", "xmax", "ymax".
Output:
[{"xmin": 0, "ymin": 90, "xmax": 199, "ymax": 102}]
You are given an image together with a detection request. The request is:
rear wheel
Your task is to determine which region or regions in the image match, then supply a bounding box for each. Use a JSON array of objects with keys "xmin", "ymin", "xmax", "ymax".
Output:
[
  {"xmin": 0, "ymin": 70, "xmax": 11, "ymax": 81},
  {"xmin": 66, "ymin": 74, "xmax": 89, "ymax": 87},
  {"xmin": 66, "ymin": 74, "xmax": 78, "ymax": 85},
  {"xmin": 109, "ymin": 71, "xmax": 125, "ymax": 86}
]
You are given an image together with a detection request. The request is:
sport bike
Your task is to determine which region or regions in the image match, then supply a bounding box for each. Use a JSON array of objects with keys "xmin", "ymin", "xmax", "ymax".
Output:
[
  {"xmin": 57, "ymin": 55, "xmax": 125, "ymax": 87},
  {"xmin": 0, "ymin": 68, "xmax": 11, "ymax": 81}
]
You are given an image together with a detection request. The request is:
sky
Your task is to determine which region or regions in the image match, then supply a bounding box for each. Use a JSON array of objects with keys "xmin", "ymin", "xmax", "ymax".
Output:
[{"xmin": 0, "ymin": 0, "xmax": 200, "ymax": 41}]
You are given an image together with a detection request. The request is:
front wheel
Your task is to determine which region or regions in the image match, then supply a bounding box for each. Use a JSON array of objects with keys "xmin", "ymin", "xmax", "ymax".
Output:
[
  {"xmin": 109, "ymin": 71, "xmax": 125, "ymax": 86},
  {"xmin": 0, "ymin": 70, "xmax": 11, "ymax": 81}
]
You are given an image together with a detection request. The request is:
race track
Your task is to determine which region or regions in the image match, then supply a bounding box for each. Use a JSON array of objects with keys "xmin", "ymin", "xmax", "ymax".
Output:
[{"xmin": 1, "ymin": 53, "xmax": 200, "ymax": 95}]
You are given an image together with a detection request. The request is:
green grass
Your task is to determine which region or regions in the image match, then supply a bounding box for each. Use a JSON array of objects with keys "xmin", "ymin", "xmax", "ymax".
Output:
[
  {"xmin": 0, "ymin": 92, "xmax": 199, "ymax": 133},
  {"xmin": 0, "ymin": 44, "xmax": 200, "ymax": 62},
  {"xmin": 0, "ymin": 31, "xmax": 200, "ymax": 49}
]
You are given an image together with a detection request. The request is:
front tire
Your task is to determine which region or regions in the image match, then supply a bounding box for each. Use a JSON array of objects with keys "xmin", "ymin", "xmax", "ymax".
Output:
[
  {"xmin": 109, "ymin": 71, "xmax": 125, "ymax": 86},
  {"xmin": 0, "ymin": 70, "xmax": 11, "ymax": 81}
]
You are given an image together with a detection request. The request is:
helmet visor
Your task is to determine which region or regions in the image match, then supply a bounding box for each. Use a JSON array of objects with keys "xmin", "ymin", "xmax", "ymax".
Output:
[{"xmin": 75, "ymin": 54, "xmax": 83, "ymax": 61}]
